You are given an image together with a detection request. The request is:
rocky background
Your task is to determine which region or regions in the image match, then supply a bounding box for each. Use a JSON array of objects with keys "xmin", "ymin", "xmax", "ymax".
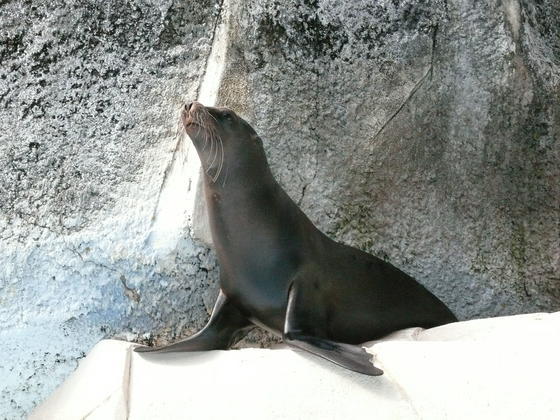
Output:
[{"xmin": 0, "ymin": 0, "xmax": 558, "ymax": 417}]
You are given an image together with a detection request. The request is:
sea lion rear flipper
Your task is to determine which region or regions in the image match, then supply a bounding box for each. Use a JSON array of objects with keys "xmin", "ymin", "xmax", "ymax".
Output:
[
  {"xmin": 282, "ymin": 285, "xmax": 383, "ymax": 376},
  {"xmin": 134, "ymin": 290, "xmax": 252, "ymax": 354}
]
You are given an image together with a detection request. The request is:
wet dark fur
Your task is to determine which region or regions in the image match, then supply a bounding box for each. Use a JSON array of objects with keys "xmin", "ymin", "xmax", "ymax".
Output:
[{"xmin": 135, "ymin": 102, "xmax": 457, "ymax": 376}]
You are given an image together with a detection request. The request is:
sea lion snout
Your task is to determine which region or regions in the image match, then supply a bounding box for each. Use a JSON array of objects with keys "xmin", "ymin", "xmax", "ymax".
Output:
[
  {"xmin": 182, "ymin": 102, "xmax": 202, "ymax": 127},
  {"xmin": 184, "ymin": 101, "xmax": 203, "ymax": 114}
]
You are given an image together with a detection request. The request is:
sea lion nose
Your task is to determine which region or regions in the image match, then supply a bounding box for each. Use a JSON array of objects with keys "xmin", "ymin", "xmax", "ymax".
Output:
[{"xmin": 185, "ymin": 101, "xmax": 202, "ymax": 113}]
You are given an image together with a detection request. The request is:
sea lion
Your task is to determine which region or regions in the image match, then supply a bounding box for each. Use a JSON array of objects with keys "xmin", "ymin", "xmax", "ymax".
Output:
[{"xmin": 135, "ymin": 101, "xmax": 457, "ymax": 376}]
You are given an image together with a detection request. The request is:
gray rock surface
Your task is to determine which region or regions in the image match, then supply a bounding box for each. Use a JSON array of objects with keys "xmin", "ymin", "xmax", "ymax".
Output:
[
  {"xmin": 222, "ymin": 0, "xmax": 559, "ymax": 318},
  {"xmin": 0, "ymin": 0, "xmax": 222, "ymax": 417},
  {"xmin": 1, "ymin": 0, "xmax": 559, "ymax": 417}
]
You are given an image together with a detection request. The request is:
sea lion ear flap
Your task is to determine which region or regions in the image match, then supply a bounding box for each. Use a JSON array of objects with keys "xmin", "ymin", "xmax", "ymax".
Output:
[{"xmin": 251, "ymin": 133, "xmax": 263, "ymax": 144}]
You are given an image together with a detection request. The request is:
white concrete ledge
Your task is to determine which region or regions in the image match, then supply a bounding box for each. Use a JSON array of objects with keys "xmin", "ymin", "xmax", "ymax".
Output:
[{"xmin": 30, "ymin": 312, "xmax": 560, "ymax": 420}]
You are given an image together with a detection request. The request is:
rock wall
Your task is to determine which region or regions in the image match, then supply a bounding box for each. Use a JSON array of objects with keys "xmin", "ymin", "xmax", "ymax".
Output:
[
  {"xmin": 0, "ymin": 0, "xmax": 558, "ymax": 417},
  {"xmin": 219, "ymin": 0, "xmax": 559, "ymax": 318},
  {"xmin": 0, "ymin": 1, "xmax": 222, "ymax": 417}
]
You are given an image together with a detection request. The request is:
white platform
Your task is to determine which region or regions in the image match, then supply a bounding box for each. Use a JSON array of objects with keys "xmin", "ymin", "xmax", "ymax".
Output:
[{"xmin": 30, "ymin": 312, "xmax": 560, "ymax": 420}]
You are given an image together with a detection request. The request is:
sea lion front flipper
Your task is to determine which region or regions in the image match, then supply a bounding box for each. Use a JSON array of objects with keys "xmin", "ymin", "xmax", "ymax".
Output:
[
  {"xmin": 134, "ymin": 290, "xmax": 252, "ymax": 354},
  {"xmin": 282, "ymin": 285, "xmax": 383, "ymax": 376}
]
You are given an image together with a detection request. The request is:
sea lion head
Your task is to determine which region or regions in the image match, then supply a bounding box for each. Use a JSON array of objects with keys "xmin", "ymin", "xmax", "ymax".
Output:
[{"xmin": 182, "ymin": 101, "xmax": 268, "ymax": 185}]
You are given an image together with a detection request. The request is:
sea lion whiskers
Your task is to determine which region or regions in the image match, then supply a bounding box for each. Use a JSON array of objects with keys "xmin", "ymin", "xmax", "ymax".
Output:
[
  {"xmin": 199, "ymin": 109, "xmax": 225, "ymax": 183},
  {"xmin": 207, "ymin": 126, "xmax": 221, "ymax": 175},
  {"xmin": 211, "ymin": 135, "xmax": 225, "ymax": 183},
  {"xmin": 193, "ymin": 111, "xmax": 208, "ymax": 150},
  {"xmin": 180, "ymin": 103, "xmax": 224, "ymax": 184},
  {"xmin": 204, "ymin": 124, "xmax": 215, "ymax": 166},
  {"xmin": 193, "ymin": 110, "xmax": 220, "ymax": 180},
  {"xmin": 203, "ymin": 112, "xmax": 218, "ymax": 161},
  {"xmin": 201, "ymin": 124, "xmax": 209, "ymax": 152},
  {"xmin": 214, "ymin": 137, "xmax": 224, "ymax": 181},
  {"xmin": 205, "ymin": 118, "xmax": 216, "ymax": 163},
  {"xmin": 202, "ymin": 109, "xmax": 220, "ymax": 152},
  {"xmin": 207, "ymin": 138, "xmax": 219, "ymax": 177}
]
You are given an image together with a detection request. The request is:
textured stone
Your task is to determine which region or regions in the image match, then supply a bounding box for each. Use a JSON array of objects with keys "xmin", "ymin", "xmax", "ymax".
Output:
[
  {"xmin": 1, "ymin": 0, "xmax": 559, "ymax": 417},
  {"xmin": 218, "ymin": 0, "xmax": 559, "ymax": 320},
  {"xmin": 0, "ymin": 0, "xmax": 221, "ymax": 417}
]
